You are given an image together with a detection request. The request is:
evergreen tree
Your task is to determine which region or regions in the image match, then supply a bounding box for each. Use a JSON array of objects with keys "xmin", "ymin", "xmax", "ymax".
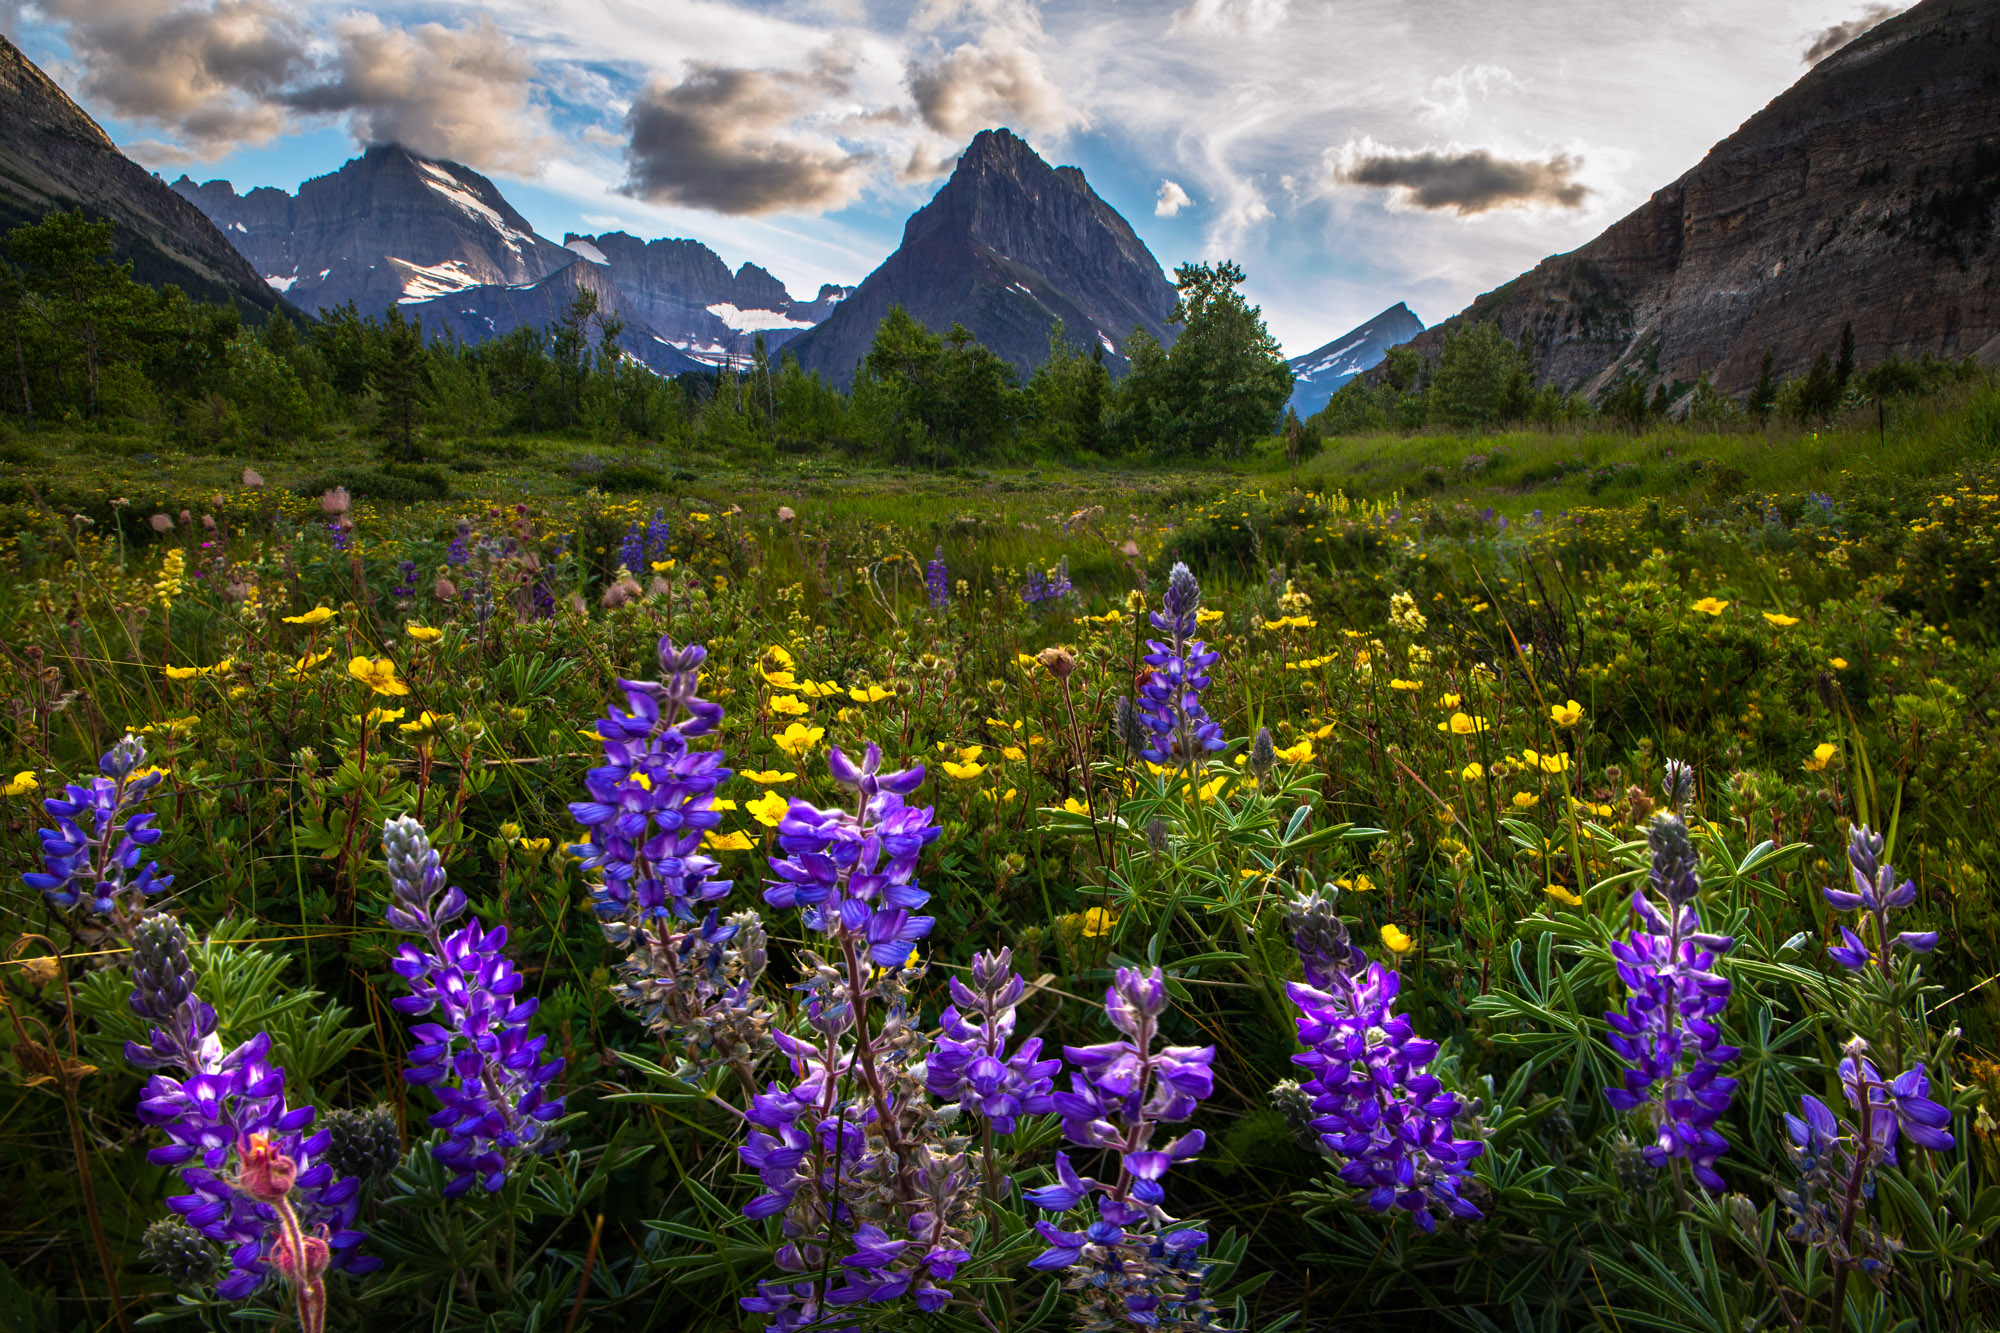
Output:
[
  {"xmin": 1748, "ymin": 348, "xmax": 1778, "ymax": 424},
  {"xmin": 1151, "ymin": 260, "xmax": 1292, "ymax": 457},
  {"xmin": 373, "ymin": 306, "xmax": 426, "ymax": 460}
]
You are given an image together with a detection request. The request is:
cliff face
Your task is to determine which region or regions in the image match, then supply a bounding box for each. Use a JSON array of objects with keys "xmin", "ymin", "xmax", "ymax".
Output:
[
  {"xmin": 0, "ymin": 34, "xmax": 281, "ymax": 314},
  {"xmin": 173, "ymin": 145, "xmax": 576, "ymax": 315},
  {"xmin": 784, "ymin": 129, "xmax": 1178, "ymax": 387},
  {"xmin": 403, "ymin": 259, "xmax": 705, "ymax": 377},
  {"xmin": 1409, "ymin": 0, "xmax": 2000, "ymax": 396}
]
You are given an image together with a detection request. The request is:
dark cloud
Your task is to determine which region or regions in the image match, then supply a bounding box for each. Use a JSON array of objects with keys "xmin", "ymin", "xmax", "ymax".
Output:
[
  {"xmin": 621, "ymin": 58, "xmax": 871, "ymax": 215},
  {"xmin": 1333, "ymin": 145, "xmax": 1589, "ymax": 215},
  {"xmin": 285, "ymin": 15, "xmax": 553, "ymax": 173},
  {"xmin": 1803, "ymin": 4, "xmax": 1906, "ymax": 64}
]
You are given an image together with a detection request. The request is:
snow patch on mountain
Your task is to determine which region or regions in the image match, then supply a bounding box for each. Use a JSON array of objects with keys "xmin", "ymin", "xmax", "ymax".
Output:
[
  {"xmin": 565, "ymin": 238, "xmax": 610, "ymax": 265},
  {"xmin": 391, "ymin": 257, "xmax": 484, "ymax": 303},
  {"xmin": 705, "ymin": 302, "xmax": 817, "ymax": 333}
]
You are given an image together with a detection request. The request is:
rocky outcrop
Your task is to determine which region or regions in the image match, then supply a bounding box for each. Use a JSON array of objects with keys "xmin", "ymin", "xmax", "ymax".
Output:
[
  {"xmin": 172, "ymin": 145, "xmax": 575, "ymax": 315},
  {"xmin": 1407, "ymin": 0, "xmax": 2000, "ymax": 397},
  {"xmin": 1288, "ymin": 302, "xmax": 1425, "ymax": 415},
  {"xmin": 0, "ymin": 34, "xmax": 281, "ymax": 315},
  {"xmin": 784, "ymin": 129, "xmax": 1178, "ymax": 387}
]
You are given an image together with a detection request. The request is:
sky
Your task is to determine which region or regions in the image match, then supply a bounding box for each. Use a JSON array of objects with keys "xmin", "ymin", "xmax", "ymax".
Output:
[{"xmin": 1, "ymin": 0, "xmax": 1911, "ymax": 357}]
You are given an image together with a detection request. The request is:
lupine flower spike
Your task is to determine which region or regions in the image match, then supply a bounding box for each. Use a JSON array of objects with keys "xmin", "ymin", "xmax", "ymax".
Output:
[
  {"xmin": 125, "ymin": 913, "xmax": 374, "ymax": 1318},
  {"xmin": 1824, "ymin": 823, "xmax": 1939, "ymax": 973},
  {"xmin": 24, "ymin": 734, "xmax": 171, "ymax": 925},
  {"xmin": 1025, "ymin": 966, "xmax": 1223, "ymax": 1330},
  {"xmin": 1779, "ymin": 1036, "xmax": 1954, "ymax": 1277},
  {"xmin": 570, "ymin": 634, "xmax": 770, "ymax": 1081},
  {"xmin": 1136, "ymin": 563, "xmax": 1225, "ymax": 771},
  {"xmin": 381, "ymin": 816, "xmax": 566, "ymax": 1195},
  {"xmin": 1282, "ymin": 892, "xmax": 1484, "ymax": 1230},
  {"xmin": 1603, "ymin": 814, "xmax": 1739, "ymax": 1191}
]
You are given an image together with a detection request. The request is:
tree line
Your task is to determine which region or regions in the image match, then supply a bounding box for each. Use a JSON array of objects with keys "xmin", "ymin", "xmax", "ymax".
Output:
[{"xmin": 0, "ymin": 212, "xmax": 1297, "ymax": 466}]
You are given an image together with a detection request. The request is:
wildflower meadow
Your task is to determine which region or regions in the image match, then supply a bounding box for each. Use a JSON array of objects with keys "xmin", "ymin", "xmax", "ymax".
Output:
[{"xmin": 8, "ymin": 383, "xmax": 2000, "ymax": 1331}]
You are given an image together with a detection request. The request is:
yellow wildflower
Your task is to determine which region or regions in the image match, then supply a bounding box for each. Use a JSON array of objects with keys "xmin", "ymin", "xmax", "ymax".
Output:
[
  {"xmin": 1550, "ymin": 699, "xmax": 1583, "ymax": 727},
  {"xmin": 518, "ymin": 838, "xmax": 552, "ymax": 856},
  {"xmin": 1438, "ymin": 692, "xmax": 1462, "ymax": 709},
  {"xmin": 164, "ymin": 664, "xmax": 202, "ymax": 681},
  {"xmin": 748, "ymin": 792, "xmax": 790, "ymax": 827},
  {"xmin": 398, "ymin": 710, "xmax": 453, "ymax": 738},
  {"xmin": 1061, "ymin": 796, "xmax": 1091, "ymax": 816},
  {"xmin": 705, "ymin": 830, "xmax": 755, "ymax": 852},
  {"xmin": 1442, "ymin": 712, "xmax": 1489, "ymax": 735},
  {"xmin": 767, "ymin": 694, "xmax": 809, "ymax": 716},
  {"xmin": 797, "ymin": 679, "xmax": 844, "ymax": 699},
  {"xmin": 1081, "ymin": 907, "xmax": 1116, "ymax": 937},
  {"xmin": 1762, "ymin": 612, "xmax": 1800, "ymax": 628},
  {"xmin": 348, "ymin": 656, "xmax": 409, "ymax": 696},
  {"xmin": 1802, "ymin": 742, "xmax": 1839, "ymax": 773},
  {"xmin": 288, "ymin": 648, "xmax": 333, "ymax": 679},
  {"xmin": 1379, "ymin": 924, "xmax": 1415, "ymax": 955},
  {"xmin": 1829, "ymin": 656, "xmax": 1849, "ymax": 669},
  {"xmin": 741, "ymin": 769, "xmax": 797, "ymax": 785},
  {"xmin": 1691, "ymin": 597, "xmax": 1730, "ymax": 616},
  {"xmin": 1512, "ymin": 791, "xmax": 1538, "ymax": 809},
  {"xmin": 283, "ymin": 606, "xmax": 336, "ymax": 626},
  {"xmin": 1546, "ymin": 885, "xmax": 1584, "ymax": 907},
  {"xmin": 2, "ymin": 771, "xmax": 38, "ymax": 797},
  {"xmin": 362, "ymin": 707, "xmax": 407, "ymax": 726},
  {"xmin": 773, "ymin": 723, "xmax": 824, "ymax": 759},
  {"xmin": 848, "ymin": 685, "xmax": 893, "ymax": 704},
  {"xmin": 407, "ymin": 624, "xmax": 444, "ymax": 643},
  {"xmin": 1389, "ymin": 678, "xmax": 1422, "ymax": 691},
  {"xmin": 1460, "ymin": 762, "xmax": 1484, "ymax": 782},
  {"xmin": 1274, "ymin": 738, "xmax": 1314, "ymax": 764},
  {"xmin": 1002, "ymin": 745, "xmax": 1026, "ymax": 762},
  {"xmin": 942, "ymin": 760, "xmax": 986, "ymax": 780},
  {"xmin": 1336, "ymin": 873, "xmax": 1377, "ymax": 893}
]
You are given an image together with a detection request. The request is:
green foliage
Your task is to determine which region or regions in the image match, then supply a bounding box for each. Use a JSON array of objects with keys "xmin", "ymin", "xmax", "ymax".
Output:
[{"xmin": 1118, "ymin": 260, "xmax": 1292, "ymax": 459}]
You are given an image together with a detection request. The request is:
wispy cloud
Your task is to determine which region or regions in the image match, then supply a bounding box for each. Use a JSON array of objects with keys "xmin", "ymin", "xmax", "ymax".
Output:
[
  {"xmin": 1154, "ymin": 179, "xmax": 1191, "ymax": 217},
  {"xmin": 1802, "ymin": 3, "xmax": 1906, "ymax": 64}
]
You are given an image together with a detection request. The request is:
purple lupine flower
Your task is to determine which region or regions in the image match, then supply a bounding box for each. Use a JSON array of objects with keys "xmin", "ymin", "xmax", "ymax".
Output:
[
  {"xmin": 924, "ymin": 548, "xmax": 950, "ymax": 610},
  {"xmin": 1282, "ymin": 892, "xmax": 1483, "ymax": 1231},
  {"xmin": 391, "ymin": 560, "xmax": 419, "ymax": 602},
  {"xmin": 1025, "ymin": 966, "xmax": 1221, "ymax": 1329},
  {"xmin": 741, "ymin": 741, "xmax": 980, "ymax": 1324},
  {"xmin": 570, "ymin": 635, "xmax": 731, "ymax": 933},
  {"xmin": 572, "ymin": 635, "xmax": 770, "ymax": 1081},
  {"xmin": 328, "ymin": 520, "xmax": 352, "ymax": 553},
  {"xmin": 1021, "ymin": 567, "xmax": 1051, "ymax": 605},
  {"xmin": 763, "ymin": 743, "xmax": 938, "ymax": 966},
  {"xmin": 1824, "ymin": 823, "xmax": 1938, "ymax": 972},
  {"xmin": 617, "ymin": 518, "xmax": 646, "ymax": 574},
  {"xmin": 124, "ymin": 914, "xmax": 374, "ymax": 1312},
  {"xmin": 1134, "ymin": 562, "xmax": 1225, "ymax": 768},
  {"xmin": 1779, "ymin": 1036, "xmax": 1955, "ymax": 1274},
  {"xmin": 1603, "ymin": 814, "xmax": 1739, "ymax": 1191},
  {"xmin": 446, "ymin": 521, "xmax": 471, "ymax": 567},
  {"xmin": 24, "ymin": 734, "xmax": 171, "ymax": 922},
  {"xmin": 925, "ymin": 948, "xmax": 1060, "ymax": 1133},
  {"xmin": 381, "ymin": 816, "xmax": 566, "ymax": 1196}
]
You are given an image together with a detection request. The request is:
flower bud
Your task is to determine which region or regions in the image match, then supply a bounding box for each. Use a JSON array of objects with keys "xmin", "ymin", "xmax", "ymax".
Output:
[{"xmin": 236, "ymin": 1132, "xmax": 297, "ymax": 1203}]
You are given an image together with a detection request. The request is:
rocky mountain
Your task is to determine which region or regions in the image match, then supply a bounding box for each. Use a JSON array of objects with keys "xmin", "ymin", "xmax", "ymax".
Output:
[
  {"xmin": 1288, "ymin": 302, "xmax": 1424, "ymax": 416},
  {"xmin": 560, "ymin": 231, "xmax": 849, "ymax": 365},
  {"xmin": 0, "ymin": 34, "xmax": 281, "ymax": 315},
  {"xmin": 784, "ymin": 128, "xmax": 1178, "ymax": 387},
  {"xmin": 1406, "ymin": 0, "xmax": 2000, "ymax": 399},
  {"xmin": 171, "ymin": 145, "xmax": 576, "ymax": 315},
  {"xmin": 402, "ymin": 259, "xmax": 706, "ymax": 377}
]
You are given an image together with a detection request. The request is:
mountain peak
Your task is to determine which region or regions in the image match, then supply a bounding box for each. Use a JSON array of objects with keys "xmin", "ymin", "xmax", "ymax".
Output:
[{"xmin": 785, "ymin": 130, "xmax": 1176, "ymax": 387}]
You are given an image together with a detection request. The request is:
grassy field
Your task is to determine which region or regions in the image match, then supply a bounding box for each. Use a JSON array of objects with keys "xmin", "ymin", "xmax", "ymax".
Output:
[{"xmin": 5, "ymin": 380, "xmax": 2000, "ymax": 1331}]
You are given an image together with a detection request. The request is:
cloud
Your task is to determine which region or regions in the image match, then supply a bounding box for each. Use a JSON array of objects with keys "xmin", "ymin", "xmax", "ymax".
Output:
[
  {"xmin": 285, "ymin": 16, "xmax": 554, "ymax": 174},
  {"xmin": 32, "ymin": 0, "xmax": 305, "ymax": 155},
  {"xmin": 1802, "ymin": 4, "xmax": 1906, "ymax": 64},
  {"xmin": 1155, "ymin": 178, "xmax": 1192, "ymax": 217},
  {"xmin": 1416, "ymin": 64, "xmax": 1521, "ymax": 128},
  {"xmin": 621, "ymin": 56, "xmax": 873, "ymax": 215},
  {"xmin": 906, "ymin": 31, "xmax": 1080, "ymax": 144},
  {"xmin": 1168, "ymin": 0, "xmax": 1290, "ymax": 38},
  {"xmin": 1328, "ymin": 140, "xmax": 1589, "ymax": 215}
]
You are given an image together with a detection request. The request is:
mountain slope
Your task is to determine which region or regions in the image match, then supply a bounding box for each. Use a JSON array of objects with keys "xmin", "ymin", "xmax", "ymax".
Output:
[
  {"xmin": 172, "ymin": 145, "xmax": 576, "ymax": 315},
  {"xmin": 561, "ymin": 231, "xmax": 849, "ymax": 366},
  {"xmin": 785, "ymin": 129, "xmax": 1177, "ymax": 387},
  {"xmin": 405, "ymin": 260, "xmax": 705, "ymax": 377},
  {"xmin": 1288, "ymin": 303, "xmax": 1425, "ymax": 416},
  {"xmin": 1407, "ymin": 0, "xmax": 2000, "ymax": 397},
  {"xmin": 0, "ymin": 34, "xmax": 281, "ymax": 315}
]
